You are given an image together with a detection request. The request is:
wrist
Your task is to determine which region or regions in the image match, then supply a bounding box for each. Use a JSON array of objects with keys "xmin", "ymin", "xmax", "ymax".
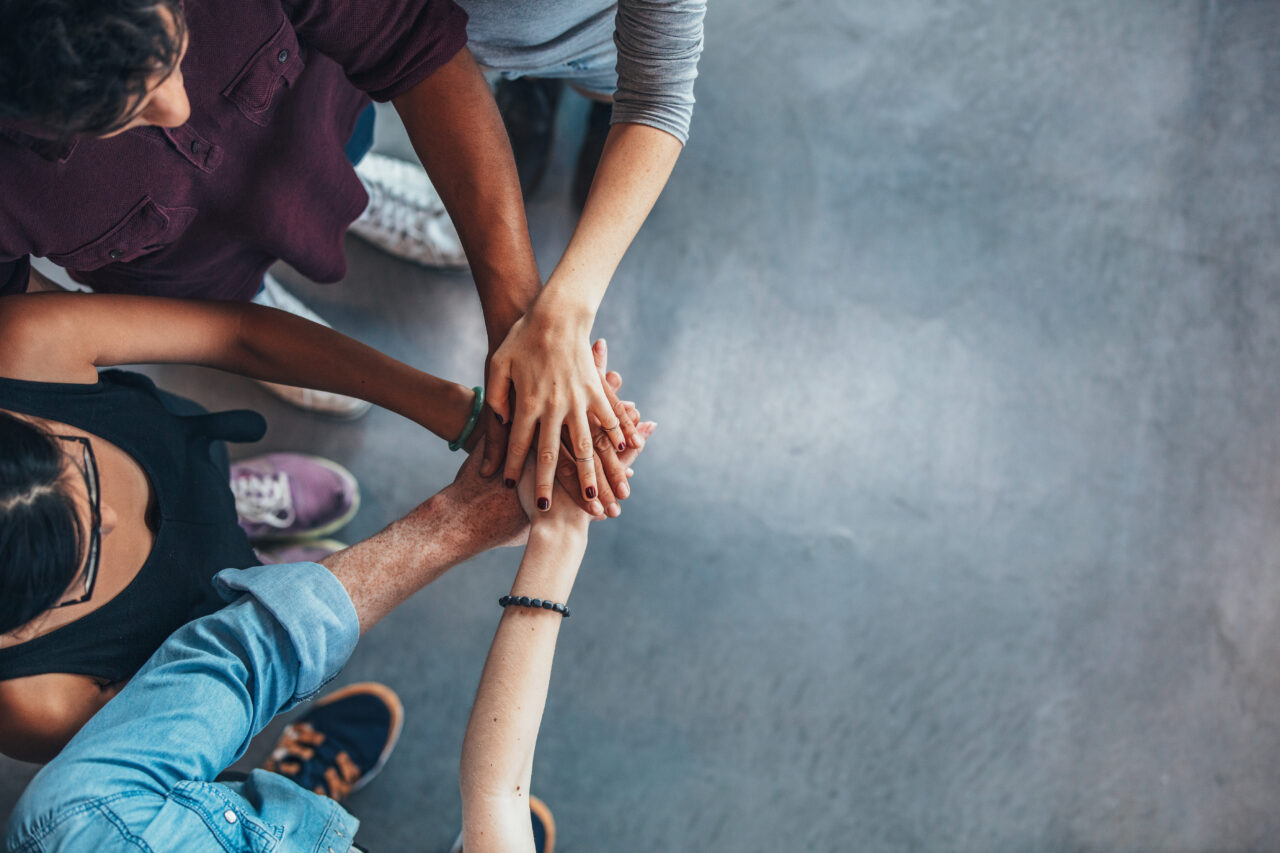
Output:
[
  {"xmin": 422, "ymin": 381, "xmax": 478, "ymax": 442},
  {"xmin": 480, "ymin": 277, "xmax": 541, "ymax": 341},
  {"xmin": 528, "ymin": 519, "xmax": 588, "ymax": 552},
  {"xmin": 529, "ymin": 287, "xmax": 596, "ymax": 331}
]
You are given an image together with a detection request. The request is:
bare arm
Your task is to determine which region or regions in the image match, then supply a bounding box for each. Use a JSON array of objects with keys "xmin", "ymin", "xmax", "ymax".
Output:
[
  {"xmin": 459, "ymin": 477, "xmax": 590, "ymax": 853},
  {"xmin": 392, "ymin": 47, "xmax": 541, "ymax": 349},
  {"xmin": 0, "ymin": 292, "xmax": 476, "ymax": 442},
  {"xmin": 486, "ymin": 124, "xmax": 679, "ymax": 514}
]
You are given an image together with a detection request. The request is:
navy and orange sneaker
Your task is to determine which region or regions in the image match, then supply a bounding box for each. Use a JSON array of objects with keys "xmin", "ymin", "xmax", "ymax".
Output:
[
  {"xmin": 261, "ymin": 682, "xmax": 404, "ymax": 802},
  {"xmin": 448, "ymin": 795, "xmax": 555, "ymax": 853}
]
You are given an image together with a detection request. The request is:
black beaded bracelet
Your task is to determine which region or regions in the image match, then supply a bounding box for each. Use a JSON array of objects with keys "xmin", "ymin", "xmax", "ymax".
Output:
[{"xmin": 499, "ymin": 594, "xmax": 571, "ymax": 618}]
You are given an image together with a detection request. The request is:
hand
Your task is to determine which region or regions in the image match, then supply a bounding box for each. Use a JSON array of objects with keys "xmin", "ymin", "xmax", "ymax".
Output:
[
  {"xmin": 477, "ymin": 342, "xmax": 637, "ymax": 517},
  {"xmin": 518, "ymin": 415, "xmax": 657, "ymax": 528},
  {"xmin": 550, "ymin": 338, "xmax": 641, "ymax": 518},
  {"xmin": 445, "ymin": 438, "xmax": 530, "ymax": 549},
  {"xmin": 486, "ymin": 308, "xmax": 643, "ymax": 513}
]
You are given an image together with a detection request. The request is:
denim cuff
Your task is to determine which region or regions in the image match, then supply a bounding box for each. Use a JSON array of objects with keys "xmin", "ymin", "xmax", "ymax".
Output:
[{"xmin": 214, "ymin": 562, "xmax": 359, "ymax": 702}]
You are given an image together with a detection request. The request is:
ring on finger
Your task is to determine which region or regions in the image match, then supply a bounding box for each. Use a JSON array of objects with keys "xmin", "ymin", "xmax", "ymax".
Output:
[{"xmin": 573, "ymin": 452, "xmax": 595, "ymax": 463}]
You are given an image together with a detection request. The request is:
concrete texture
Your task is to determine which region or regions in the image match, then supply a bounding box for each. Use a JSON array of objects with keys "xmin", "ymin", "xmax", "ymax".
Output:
[{"xmin": 6, "ymin": 0, "xmax": 1280, "ymax": 850}]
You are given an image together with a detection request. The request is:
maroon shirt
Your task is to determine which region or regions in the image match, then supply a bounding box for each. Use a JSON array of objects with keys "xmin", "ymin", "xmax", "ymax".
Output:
[{"xmin": 0, "ymin": 0, "xmax": 468, "ymax": 300}]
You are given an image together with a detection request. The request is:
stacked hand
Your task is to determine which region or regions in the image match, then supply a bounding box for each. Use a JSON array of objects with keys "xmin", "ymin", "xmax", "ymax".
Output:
[
  {"xmin": 482, "ymin": 326, "xmax": 650, "ymax": 517},
  {"xmin": 482, "ymin": 310, "xmax": 645, "ymax": 514}
]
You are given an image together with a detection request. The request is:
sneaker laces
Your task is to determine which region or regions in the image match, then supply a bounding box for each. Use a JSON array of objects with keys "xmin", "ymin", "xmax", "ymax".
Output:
[
  {"xmin": 264, "ymin": 722, "xmax": 363, "ymax": 800},
  {"xmin": 232, "ymin": 470, "xmax": 297, "ymax": 529}
]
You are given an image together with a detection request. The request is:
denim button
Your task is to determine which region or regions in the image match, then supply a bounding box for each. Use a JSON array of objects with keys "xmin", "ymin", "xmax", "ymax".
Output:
[
  {"xmin": 190, "ymin": 140, "xmax": 201, "ymax": 155},
  {"xmin": 277, "ymin": 49, "xmax": 290, "ymax": 63},
  {"xmin": 223, "ymin": 809, "xmax": 237, "ymax": 824},
  {"xmin": 108, "ymin": 249, "xmax": 122, "ymax": 260}
]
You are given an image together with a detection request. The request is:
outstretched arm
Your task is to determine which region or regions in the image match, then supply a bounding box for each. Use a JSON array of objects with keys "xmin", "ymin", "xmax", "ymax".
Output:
[
  {"xmin": 458, "ymin": 467, "xmax": 590, "ymax": 853},
  {"xmin": 486, "ymin": 0, "xmax": 705, "ymax": 511},
  {"xmin": 457, "ymin": 413, "xmax": 655, "ymax": 852},
  {"xmin": 0, "ymin": 292, "xmax": 477, "ymax": 442}
]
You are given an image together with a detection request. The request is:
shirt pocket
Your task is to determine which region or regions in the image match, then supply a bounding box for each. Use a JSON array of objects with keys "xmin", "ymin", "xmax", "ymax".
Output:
[
  {"xmin": 46, "ymin": 197, "xmax": 197, "ymax": 272},
  {"xmin": 222, "ymin": 16, "xmax": 306, "ymax": 127}
]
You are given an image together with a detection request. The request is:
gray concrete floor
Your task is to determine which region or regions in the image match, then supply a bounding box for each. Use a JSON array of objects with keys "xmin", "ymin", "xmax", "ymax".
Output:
[{"xmin": 6, "ymin": 0, "xmax": 1280, "ymax": 849}]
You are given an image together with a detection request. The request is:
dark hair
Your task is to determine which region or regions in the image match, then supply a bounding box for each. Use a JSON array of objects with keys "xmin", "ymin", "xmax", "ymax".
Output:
[
  {"xmin": 0, "ymin": 0, "xmax": 185, "ymax": 139},
  {"xmin": 0, "ymin": 412, "xmax": 85, "ymax": 634}
]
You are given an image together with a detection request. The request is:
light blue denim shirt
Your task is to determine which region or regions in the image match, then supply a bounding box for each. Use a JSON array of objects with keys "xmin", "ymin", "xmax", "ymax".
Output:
[{"xmin": 4, "ymin": 562, "xmax": 362, "ymax": 853}]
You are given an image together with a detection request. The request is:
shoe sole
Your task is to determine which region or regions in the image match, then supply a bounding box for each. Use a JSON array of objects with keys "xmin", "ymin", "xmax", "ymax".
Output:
[
  {"xmin": 256, "ymin": 379, "xmax": 374, "ymax": 420},
  {"xmin": 314, "ymin": 681, "xmax": 404, "ymax": 795},
  {"xmin": 249, "ymin": 456, "xmax": 361, "ymax": 543},
  {"xmin": 253, "ymin": 538, "xmax": 349, "ymax": 564}
]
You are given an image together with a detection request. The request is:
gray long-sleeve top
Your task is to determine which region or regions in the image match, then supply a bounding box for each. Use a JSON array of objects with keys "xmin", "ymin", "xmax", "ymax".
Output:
[{"xmin": 459, "ymin": 0, "xmax": 707, "ymax": 143}]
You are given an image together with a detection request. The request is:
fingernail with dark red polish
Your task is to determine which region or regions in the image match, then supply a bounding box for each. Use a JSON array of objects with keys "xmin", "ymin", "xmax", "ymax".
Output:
[
  {"xmin": 504, "ymin": 478, "xmax": 516, "ymax": 489},
  {"xmin": 618, "ymin": 441, "xmax": 627, "ymax": 452},
  {"xmin": 537, "ymin": 497, "xmax": 550, "ymax": 511},
  {"xmin": 586, "ymin": 486, "xmax": 597, "ymax": 499}
]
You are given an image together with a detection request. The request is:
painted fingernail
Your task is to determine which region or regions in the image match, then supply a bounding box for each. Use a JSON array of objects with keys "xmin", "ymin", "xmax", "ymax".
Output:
[
  {"xmin": 537, "ymin": 497, "xmax": 549, "ymax": 511},
  {"xmin": 618, "ymin": 441, "xmax": 627, "ymax": 452},
  {"xmin": 585, "ymin": 486, "xmax": 597, "ymax": 499},
  {"xmin": 504, "ymin": 478, "xmax": 516, "ymax": 489}
]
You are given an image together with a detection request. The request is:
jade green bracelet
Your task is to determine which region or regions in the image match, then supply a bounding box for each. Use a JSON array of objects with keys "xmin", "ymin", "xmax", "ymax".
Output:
[{"xmin": 449, "ymin": 386, "xmax": 485, "ymax": 451}]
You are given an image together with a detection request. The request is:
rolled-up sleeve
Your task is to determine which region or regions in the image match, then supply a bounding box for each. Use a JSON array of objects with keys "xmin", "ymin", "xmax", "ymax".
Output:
[
  {"xmin": 611, "ymin": 0, "xmax": 707, "ymax": 144},
  {"xmin": 0, "ymin": 255, "xmax": 30, "ymax": 295},
  {"xmin": 284, "ymin": 0, "xmax": 470, "ymax": 101},
  {"xmin": 7, "ymin": 562, "xmax": 358, "ymax": 850}
]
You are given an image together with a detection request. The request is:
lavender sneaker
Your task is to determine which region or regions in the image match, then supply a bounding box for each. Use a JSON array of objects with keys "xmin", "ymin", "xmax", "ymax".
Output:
[{"xmin": 232, "ymin": 453, "xmax": 360, "ymax": 542}]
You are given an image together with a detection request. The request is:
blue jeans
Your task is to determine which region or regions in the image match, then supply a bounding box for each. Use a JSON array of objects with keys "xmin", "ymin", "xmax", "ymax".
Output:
[{"xmin": 5, "ymin": 563, "xmax": 363, "ymax": 853}]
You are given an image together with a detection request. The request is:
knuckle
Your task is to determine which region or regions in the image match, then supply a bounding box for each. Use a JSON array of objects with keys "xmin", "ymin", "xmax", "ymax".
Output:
[
  {"xmin": 539, "ymin": 449, "xmax": 558, "ymax": 465},
  {"xmin": 575, "ymin": 435, "xmax": 595, "ymax": 455},
  {"xmin": 593, "ymin": 431, "xmax": 613, "ymax": 453}
]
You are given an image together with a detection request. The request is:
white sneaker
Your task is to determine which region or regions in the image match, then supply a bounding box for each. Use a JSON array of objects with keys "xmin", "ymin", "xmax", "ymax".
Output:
[
  {"xmin": 250, "ymin": 274, "xmax": 372, "ymax": 419},
  {"xmin": 350, "ymin": 152, "xmax": 468, "ymax": 269}
]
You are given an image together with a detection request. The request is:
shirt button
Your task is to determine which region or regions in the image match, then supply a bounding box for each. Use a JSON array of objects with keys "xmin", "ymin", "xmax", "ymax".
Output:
[
  {"xmin": 190, "ymin": 140, "xmax": 201, "ymax": 155},
  {"xmin": 223, "ymin": 809, "xmax": 237, "ymax": 824},
  {"xmin": 277, "ymin": 49, "xmax": 290, "ymax": 63},
  {"xmin": 108, "ymin": 249, "xmax": 123, "ymax": 260}
]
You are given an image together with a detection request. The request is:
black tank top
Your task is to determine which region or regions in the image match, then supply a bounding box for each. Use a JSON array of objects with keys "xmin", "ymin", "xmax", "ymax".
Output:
[{"xmin": 0, "ymin": 369, "xmax": 266, "ymax": 683}]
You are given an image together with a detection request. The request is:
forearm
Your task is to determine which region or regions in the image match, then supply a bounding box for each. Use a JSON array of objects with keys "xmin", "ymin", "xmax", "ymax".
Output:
[
  {"xmin": 459, "ymin": 523, "xmax": 588, "ymax": 852},
  {"xmin": 231, "ymin": 304, "xmax": 474, "ymax": 440},
  {"xmin": 535, "ymin": 123, "xmax": 682, "ymax": 322},
  {"xmin": 321, "ymin": 453, "xmax": 527, "ymax": 634},
  {"xmin": 393, "ymin": 48, "xmax": 541, "ymax": 345}
]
